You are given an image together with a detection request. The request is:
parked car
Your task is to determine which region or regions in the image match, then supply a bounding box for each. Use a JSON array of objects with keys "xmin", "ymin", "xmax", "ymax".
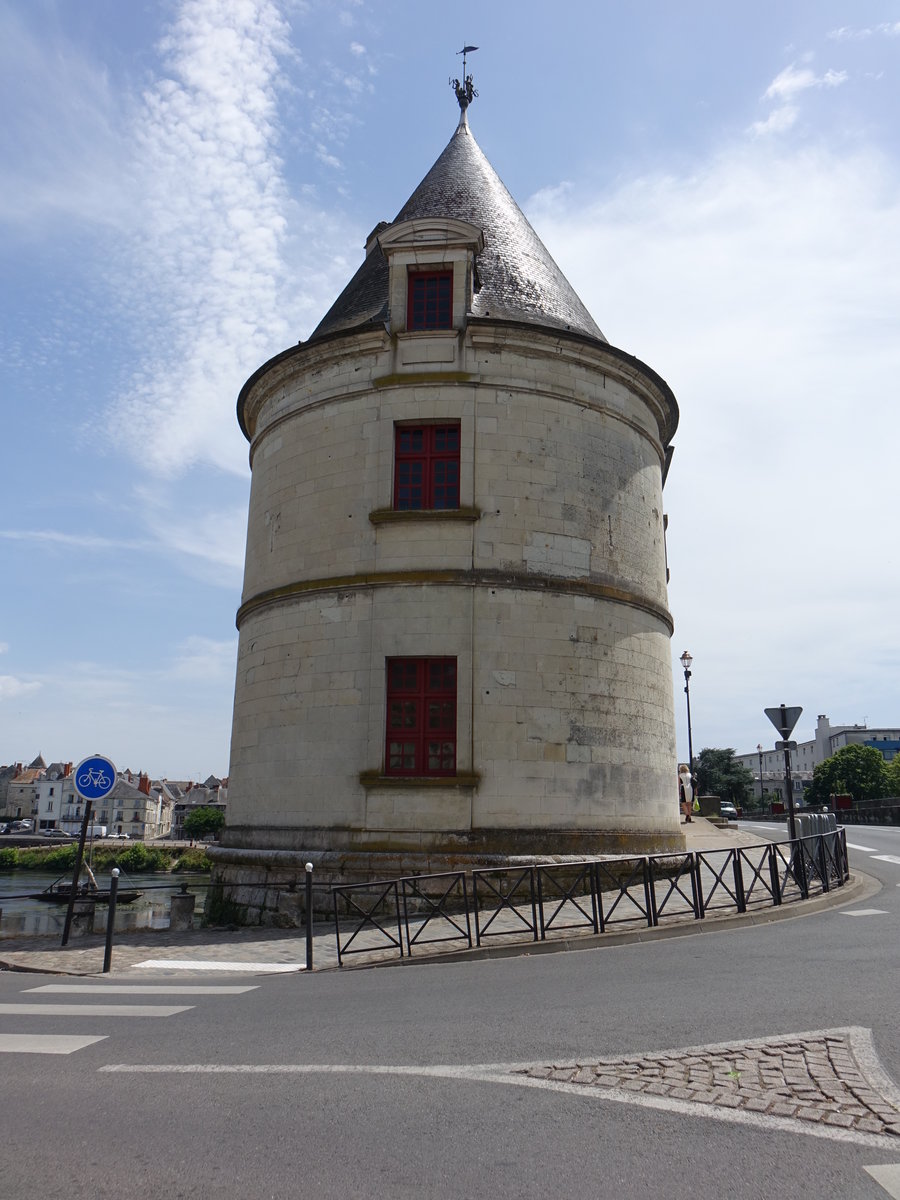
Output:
[
  {"xmin": 43, "ymin": 829, "xmax": 74, "ymax": 839},
  {"xmin": 0, "ymin": 822, "xmax": 8, "ymax": 834},
  {"xmin": 106, "ymin": 832, "xmax": 131, "ymax": 840},
  {"xmin": 10, "ymin": 819, "xmax": 33, "ymax": 832},
  {"xmin": 719, "ymin": 800, "xmax": 738, "ymax": 820}
]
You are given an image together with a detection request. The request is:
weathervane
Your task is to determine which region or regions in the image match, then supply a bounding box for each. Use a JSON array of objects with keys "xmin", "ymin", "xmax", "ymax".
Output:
[{"xmin": 450, "ymin": 44, "xmax": 478, "ymax": 110}]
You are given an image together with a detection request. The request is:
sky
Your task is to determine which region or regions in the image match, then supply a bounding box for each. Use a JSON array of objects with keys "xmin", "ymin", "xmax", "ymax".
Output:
[{"xmin": 2, "ymin": 0, "xmax": 899, "ymax": 780}]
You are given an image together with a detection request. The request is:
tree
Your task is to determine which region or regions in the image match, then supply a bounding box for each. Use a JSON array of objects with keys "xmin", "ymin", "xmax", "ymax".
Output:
[
  {"xmin": 887, "ymin": 754, "xmax": 900, "ymax": 798},
  {"xmin": 182, "ymin": 806, "xmax": 225, "ymax": 841},
  {"xmin": 693, "ymin": 748, "xmax": 755, "ymax": 805},
  {"xmin": 806, "ymin": 744, "xmax": 889, "ymax": 805}
]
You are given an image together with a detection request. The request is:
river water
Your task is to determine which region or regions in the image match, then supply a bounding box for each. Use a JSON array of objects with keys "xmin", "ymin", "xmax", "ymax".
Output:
[{"xmin": 0, "ymin": 870, "xmax": 210, "ymax": 939}]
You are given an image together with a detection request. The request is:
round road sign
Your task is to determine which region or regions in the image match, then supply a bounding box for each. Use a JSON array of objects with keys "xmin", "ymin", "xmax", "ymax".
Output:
[{"xmin": 73, "ymin": 754, "xmax": 117, "ymax": 802}]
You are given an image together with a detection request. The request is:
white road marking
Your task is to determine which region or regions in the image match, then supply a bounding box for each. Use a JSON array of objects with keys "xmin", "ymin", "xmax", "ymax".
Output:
[
  {"xmin": 99, "ymin": 1026, "xmax": 900, "ymax": 1152},
  {"xmin": 846, "ymin": 843, "xmax": 881, "ymax": 852},
  {"xmin": 25, "ymin": 984, "xmax": 258, "ymax": 995},
  {"xmin": 98, "ymin": 1059, "xmax": 900, "ymax": 1150},
  {"xmin": 0, "ymin": 1034, "xmax": 108, "ymax": 1055},
  {"xmin": 865, "ymin": 1164, "xmax": 900, "ymax": 1197},
  {"xmin": 871, "ymin": 855, "xmax": 900, "ymax": 865},
  {"xmin": 0, "ymin": 1003, "xmax": 193, "ymax": 1018},
  {"xmin": 133, "ymin": 959, "xmax": 303, "ymax": 972},
  {"xmin": 840, "ymin": 909, "xmax": 889, "ymax": 917}
]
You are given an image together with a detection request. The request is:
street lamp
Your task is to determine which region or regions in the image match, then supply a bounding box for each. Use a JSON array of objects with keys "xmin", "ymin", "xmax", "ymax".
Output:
[
  {"xmin": 680, "ymin": 650, "xmax": 695, "ymax": 807},
  {"xmin": 757, "ymin": 743, "xmax": 764, "ymax": 808}
]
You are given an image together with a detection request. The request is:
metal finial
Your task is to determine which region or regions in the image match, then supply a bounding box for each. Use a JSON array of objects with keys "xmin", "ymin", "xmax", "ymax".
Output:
[{"xmin": 449, "ymin": 44, "xmax": 478, "ymax": 110}]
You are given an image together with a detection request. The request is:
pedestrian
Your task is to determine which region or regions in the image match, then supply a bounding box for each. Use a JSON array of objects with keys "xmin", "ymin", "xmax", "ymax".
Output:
[{"xmin": 678, "ymin": 764, "xmax": 692, "ymax": 822}]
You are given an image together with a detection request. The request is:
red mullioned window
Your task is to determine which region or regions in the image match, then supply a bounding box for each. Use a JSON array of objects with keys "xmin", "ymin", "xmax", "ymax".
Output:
[
  {"xmin": 407, "ymin": 270, "xmax": 453, "ymax": 330},
  {"xmin": 394, "ymin": 424, "xmax": 461, "ymax": 510},
  {"xmin": 385, "ymin": 658, "xmax": 457, "ymax": 776}
]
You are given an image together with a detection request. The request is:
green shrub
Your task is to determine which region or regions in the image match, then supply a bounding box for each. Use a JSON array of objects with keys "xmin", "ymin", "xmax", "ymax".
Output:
[
  {"xmin": 173, "ymin": 848, "xmax": 212, "ymax": 872},
  {"xmin": 0, "ymin": 847, "xmax": 19, "ymax": 870},
  {"xmin": 15, "ymin": 845, "xmax": 78, "ymax": 871},
  {"xmin": 113, "ymin": 842, "xmax": 168, "ymax": 873}
]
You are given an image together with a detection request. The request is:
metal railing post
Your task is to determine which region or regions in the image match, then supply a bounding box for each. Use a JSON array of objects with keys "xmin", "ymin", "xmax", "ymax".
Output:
[
  {"xmin": 305, "ymin": 862, "xmax": 314, "ymax": 972},
  {"xmin": 768, "ymin": 844, "xmax": 782, "ymax": 906}
]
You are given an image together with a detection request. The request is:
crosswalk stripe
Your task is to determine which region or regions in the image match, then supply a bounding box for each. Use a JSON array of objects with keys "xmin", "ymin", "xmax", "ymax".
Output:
[
  {"xmin": 846, "ymin": 843, "xmax": 880, "ymax": 852},
  {"xmin": 870, "ymin": 855, "xmax": 900, "ymax": 865},
  {"xmin": 0, "ymin": 1003, "xmax": 193, "ymax": 1018},
  {"xmin": 0, "ymin": 1034, "xmax": 108, "ymax": 1055},
  {"xmin": 134, "ymin": 959, "xmax": 303, "ymax": 972},
  {"xmin": 864, "ymin": 1163, "xmax": 900, "ymax": 1196},
  {"xmin": 25, "ymin": 985, "xmax": 258, "ymax": 996}
]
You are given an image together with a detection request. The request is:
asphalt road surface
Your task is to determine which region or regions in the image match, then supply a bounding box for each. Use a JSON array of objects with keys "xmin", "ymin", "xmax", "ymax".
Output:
[{"xmin": 2, "ymin": 822, "xmax": 900, "ymax": 1199}]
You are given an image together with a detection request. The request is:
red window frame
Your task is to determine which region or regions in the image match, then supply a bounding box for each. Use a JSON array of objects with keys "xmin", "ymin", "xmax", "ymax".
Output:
[
  {"xmin": 385, "ymin": 658, "xmax": 457, "ymax": 777},
  {"xmin": 394, "ymin": 424, "xmax": 460, "ymax": 510},
  {"xmin": 407, "ymin": 270, "xmax": 453, "ymax": 330}
]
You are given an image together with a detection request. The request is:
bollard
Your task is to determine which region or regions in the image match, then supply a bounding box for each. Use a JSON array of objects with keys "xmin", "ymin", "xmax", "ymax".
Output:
[
  {"xmin": 305, "ymin": 862, "xmax": 314, "ymax": 971},
  {"xmin": 102, "ymin": 868, "xmax": 120, "ymax": 973},
  {"xmin": 170, "ymin": 883, "xmax": 196, "ymax": 931}
]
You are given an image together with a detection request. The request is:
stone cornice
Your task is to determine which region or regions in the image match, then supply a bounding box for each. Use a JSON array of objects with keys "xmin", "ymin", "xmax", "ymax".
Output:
[
  {"xmin": 359, "ymin": 771, "xmax": 480, "ymax": 790},
  {"xmin": 236, "ymin": 568, "xmax": 674, "ymax": 633},
  {"xmin": 368, "ymin": 506, "xmax": 481, "ymax": 525},
  {"xmin": 237, "ymin": 317, "xmax": 678, "ymax": 449}
]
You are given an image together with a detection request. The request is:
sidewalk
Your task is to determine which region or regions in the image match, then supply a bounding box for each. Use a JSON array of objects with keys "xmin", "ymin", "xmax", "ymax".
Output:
[{"xmin": 0, "ymin": 820, "xmax": 866, "ymax": 978}]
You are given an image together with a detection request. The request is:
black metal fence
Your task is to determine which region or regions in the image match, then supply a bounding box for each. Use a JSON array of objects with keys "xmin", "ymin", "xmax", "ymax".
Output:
[{"xmin": 331, "ymin": 829, "xmax": 850, "ymax": 966}]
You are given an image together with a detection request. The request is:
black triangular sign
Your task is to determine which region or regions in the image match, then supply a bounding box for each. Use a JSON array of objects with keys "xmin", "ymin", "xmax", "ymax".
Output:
[{"xmin": 764, "ymin": 705, "xmax": 803, "ymax": 739}]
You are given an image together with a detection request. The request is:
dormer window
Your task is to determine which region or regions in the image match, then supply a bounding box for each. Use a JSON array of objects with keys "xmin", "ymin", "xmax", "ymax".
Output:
[
  {"xmin": 375, "ymin": 217, "xmax": 483, "ymax": 337},
  {"xmin": 408, "ymin": 270, "xmax": 453, "ymax": 330}
]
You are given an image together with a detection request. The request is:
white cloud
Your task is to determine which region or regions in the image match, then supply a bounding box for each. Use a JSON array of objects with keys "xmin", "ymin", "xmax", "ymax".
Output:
[
  {"xmin": 0, "ymin": 675, "xmax": 42, "ymax": 701},
  {"xmin": 751, "ymin": 61, "xmax": 847, "ymax": 138},
  {"xmin": 828, "ymin": 23, "xmax": 900, "ymax": 41},
  {"xmin": 170, "ymin": 636, "xmax": 237, "ymax": 682},
  {"xmin": 526, "ymin": 136, "xmax": 900, "ymax": 750},
  {"xmin": 349, "ymin": 42, "xmax": 366, "ymax": 56},
  {"xmin": 764, "ymin": 64, "xmax": 847, "ymax": 101},
  {"xmin": 106, "ymin": 0, "xmax": 295, "ymax": 478},
  {"xmin": 100, "ymin": 0, "xmax": 364, "ymax": 483},
  {"xmin": 0, "ymin": 530, "xmax": 150, "ymax": 552},
  {"xmin": 749, "ymin": 105, "xmax": 798, "ymax": 138},
  {"xmin": 316, "ymin": 143, "xmax": 343, "ymax": 168},
  {"xmin": 0, "ymin": 643, "xmax": 8, "ymax": 655}
]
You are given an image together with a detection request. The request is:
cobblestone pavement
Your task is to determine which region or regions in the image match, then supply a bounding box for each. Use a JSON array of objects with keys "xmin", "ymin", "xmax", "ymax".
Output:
[{"xmin": 510, "ymin": 1026, "xmax": 900, "ymax": 1141}]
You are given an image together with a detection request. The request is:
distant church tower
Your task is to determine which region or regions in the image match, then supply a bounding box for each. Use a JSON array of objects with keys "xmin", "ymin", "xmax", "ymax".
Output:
[{"xmin": 212, "ymin": 76, "xmax": 681, "ymax": 918}]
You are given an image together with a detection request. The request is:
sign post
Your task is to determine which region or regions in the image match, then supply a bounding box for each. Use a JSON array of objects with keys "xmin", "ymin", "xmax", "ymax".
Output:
[
  {"xmin": 764, "ymin": 706, "xmax": 802, "ymax": 844},
  {"xmin": 61, "ymin": 755, "xmax": 117, "ymax": 946}
]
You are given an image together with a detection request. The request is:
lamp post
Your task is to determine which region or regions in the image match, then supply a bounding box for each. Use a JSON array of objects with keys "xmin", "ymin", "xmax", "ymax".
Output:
[
  {"xmin": 680, "ymin": 651, "xmax": 695, "ymax": 807},
  {"xmin": 757, "ymin": 743, "xmax": 764, "ymax": 808}
]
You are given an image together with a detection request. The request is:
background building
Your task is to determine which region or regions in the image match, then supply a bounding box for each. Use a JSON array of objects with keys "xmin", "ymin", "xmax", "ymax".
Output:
[{"xmin": 737, "ymin": 714, "xmax": 900, "ymax": 803}]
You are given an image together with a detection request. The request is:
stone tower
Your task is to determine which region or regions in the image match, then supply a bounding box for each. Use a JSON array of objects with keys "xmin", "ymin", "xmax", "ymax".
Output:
[{"xmin": 211, "ymin": 92, "xmax": 681, "ymax": 917}]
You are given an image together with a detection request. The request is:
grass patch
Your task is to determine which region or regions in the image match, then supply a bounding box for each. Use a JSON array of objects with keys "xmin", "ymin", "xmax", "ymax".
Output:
[{"xmin": 0, "ymin": 842, "xmax": 209, "ymax": 875}]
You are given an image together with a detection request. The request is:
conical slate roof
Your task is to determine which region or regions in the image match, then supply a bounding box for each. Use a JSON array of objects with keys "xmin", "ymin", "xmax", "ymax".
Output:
[{"xmin": 309, "ymin": 115, "xmax": 606, "ymax": 344}]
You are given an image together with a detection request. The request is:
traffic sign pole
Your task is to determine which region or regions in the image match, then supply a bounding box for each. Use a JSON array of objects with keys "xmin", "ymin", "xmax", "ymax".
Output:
[
  {"xmin": 765, "ymin": 706, "xmax": 802, "ymax": 845},
  {"xmin": 61, "ymin": 755, "xmax": 118, "ymax": 948},
  {"xmin": 61, "ymin": 800, "xmax": 92, "ymax": 946}
]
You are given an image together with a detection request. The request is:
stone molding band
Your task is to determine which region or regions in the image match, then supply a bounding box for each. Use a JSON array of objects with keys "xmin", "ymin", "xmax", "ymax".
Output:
[{"xmin": 235, "ymin": 568, "xmax": 675, "ymax": 632}]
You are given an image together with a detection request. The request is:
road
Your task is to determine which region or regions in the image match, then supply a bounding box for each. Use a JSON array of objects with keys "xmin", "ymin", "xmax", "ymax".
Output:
[{"xmin": 2, "ymin": 822, "xmax": 900, "ymax": 1199}]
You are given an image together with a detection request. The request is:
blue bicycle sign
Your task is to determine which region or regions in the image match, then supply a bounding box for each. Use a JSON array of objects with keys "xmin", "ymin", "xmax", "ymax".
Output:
[{"xmin": 73, "ymin": 754, "xmax": 117, "ymax": 801}]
